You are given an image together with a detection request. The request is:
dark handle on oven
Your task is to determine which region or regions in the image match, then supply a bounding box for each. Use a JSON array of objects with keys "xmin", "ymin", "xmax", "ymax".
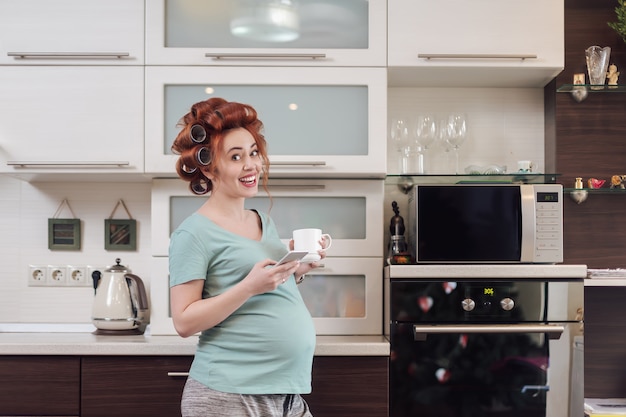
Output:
[
  {"xmin": 521, "ymin": 385, "xmax": 550, "ymax": 397},
  {"xmin": 412, "ymin": 324, "xmax": 565, "ymax": 341}
]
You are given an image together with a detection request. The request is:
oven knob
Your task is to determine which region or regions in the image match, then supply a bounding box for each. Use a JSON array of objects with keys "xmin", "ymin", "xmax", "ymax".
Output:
[
  {"xmin": 462, "ymin": 298, "xmax": 475, "ymax": 311},
  {"xmin": 500, "ymin": 297, "xmax": 515, "ymax": 311}
]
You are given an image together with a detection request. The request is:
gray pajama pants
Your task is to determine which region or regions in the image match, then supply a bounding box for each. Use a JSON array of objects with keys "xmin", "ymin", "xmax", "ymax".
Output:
[{"xmin": 181, "ymin": 378, "xmax": 314, "ymax": 417}]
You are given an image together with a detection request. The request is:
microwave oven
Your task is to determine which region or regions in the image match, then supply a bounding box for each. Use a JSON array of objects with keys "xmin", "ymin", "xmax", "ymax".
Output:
[{"xmin": 407, "ymin": 183, "xmax": 563, "ymax": 264}]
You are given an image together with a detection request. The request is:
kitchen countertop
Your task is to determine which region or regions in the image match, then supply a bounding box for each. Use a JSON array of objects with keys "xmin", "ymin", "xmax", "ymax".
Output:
[{"xmin": 0, "ymin": 332, "xmax": 389, "ymax": 356}]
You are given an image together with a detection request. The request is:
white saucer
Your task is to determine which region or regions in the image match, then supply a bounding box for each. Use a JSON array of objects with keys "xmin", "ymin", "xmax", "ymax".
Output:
[{"xmin": 301, "ymin": 253, "xmax": 321, "ymax": 263}]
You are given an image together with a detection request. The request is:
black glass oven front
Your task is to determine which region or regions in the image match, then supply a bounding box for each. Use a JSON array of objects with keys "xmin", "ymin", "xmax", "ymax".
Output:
[{"xmin": 389, "ymin": 279, "xmax": 575, "ymax": 417}]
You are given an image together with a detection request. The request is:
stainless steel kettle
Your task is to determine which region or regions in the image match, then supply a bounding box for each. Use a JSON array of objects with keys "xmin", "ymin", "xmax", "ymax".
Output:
[{"xmin": 91, "ymin": 258, "xmax": 149, "ymax": 335}]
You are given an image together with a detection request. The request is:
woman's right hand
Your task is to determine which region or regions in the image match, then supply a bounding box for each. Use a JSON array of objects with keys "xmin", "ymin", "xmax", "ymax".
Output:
[{"xmin": 242, "ymin": 259, "xmax": 301, "ymax": 295}]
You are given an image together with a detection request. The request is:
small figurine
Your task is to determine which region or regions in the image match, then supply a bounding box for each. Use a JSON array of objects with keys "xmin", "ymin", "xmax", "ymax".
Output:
[
  {"xmin": 610, "ymin": 174, "xmax": 626, "ymax": 189},
  {"xmin": 607, "ymin": 64, "xmax": 620, "ymax": 88},
  {"xmin": 587, "ymin": 178, "xmax": 606, "ymax": 189},
  {"xmin": 575, "ymin": 177, "xmax": 584, "ymax": 189}
]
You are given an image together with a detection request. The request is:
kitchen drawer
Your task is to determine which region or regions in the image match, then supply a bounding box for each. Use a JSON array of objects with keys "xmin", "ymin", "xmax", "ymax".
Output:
[
  {"xmin": 81, "ymin": 356, "xmax": 192, "ymax": 417},
  {"xmin": 0, "ymin": 355, "xmax": 80, "ymax": 416}
]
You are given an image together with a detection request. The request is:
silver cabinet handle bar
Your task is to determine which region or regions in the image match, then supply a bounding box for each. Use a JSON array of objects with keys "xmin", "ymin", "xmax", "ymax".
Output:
[
  {"xmin": 167, "ymin": 372, "xmax": 190, "ymax": 377},
  {"xmin": 270, "ymin": 161, "xmax": 327, "ymax": 166},
  {"xmin": 418, "ymin": 53, "xmax": 537, "ymax": 60},
  {"xmin": 413, "ymin": 324, "xmax": 565, "ymax": 341},
  {"xmin": 7, "ymin": 161, "xmax": 130, "ymax": 167},
  {"xmin": 205, "ymin": 53, "xmax": 326, "ymax": 60},
  {"xmin": 8, "ymin": 52, "xmax": 130, "ymax": 59}
]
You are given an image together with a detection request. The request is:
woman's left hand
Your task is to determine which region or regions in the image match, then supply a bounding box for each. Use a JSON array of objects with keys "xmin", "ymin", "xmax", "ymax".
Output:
[{"xmin": 289, "ymin": 239, "xmax": 328, "ymax": 280}]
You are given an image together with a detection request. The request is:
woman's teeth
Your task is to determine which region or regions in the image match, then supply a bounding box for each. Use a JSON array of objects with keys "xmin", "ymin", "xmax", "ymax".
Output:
[{"xmin": 240, "ymin": 175, "xmax": 256, "ymax": 185}]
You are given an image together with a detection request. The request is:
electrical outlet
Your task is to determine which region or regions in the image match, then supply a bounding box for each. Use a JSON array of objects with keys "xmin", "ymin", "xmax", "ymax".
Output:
[
  {"xmin": 87, "ymin": 266, "xmax": 103, "ymax": 289},
  {"xmin": 47, "ymin": 265, "xmax": 67, "ymax": 286},
  {"xmin": 67, "ymin": 265, "xmax": 88, "ymax": 286},
  {"xmin": 28, "ymin": 265, "xmax": 47, "ymax": 286}
]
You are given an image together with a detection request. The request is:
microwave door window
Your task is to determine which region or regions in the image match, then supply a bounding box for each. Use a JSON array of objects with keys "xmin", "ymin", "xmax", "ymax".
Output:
[{"xmin": 417, "ymin": 186, "xmax": 522, "ymax": 262}]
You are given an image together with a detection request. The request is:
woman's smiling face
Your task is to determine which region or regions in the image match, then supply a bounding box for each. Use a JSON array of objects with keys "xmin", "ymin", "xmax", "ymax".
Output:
[{"xmin": 208, "ymin": 127, "xmax": 261, "ymax": 198}]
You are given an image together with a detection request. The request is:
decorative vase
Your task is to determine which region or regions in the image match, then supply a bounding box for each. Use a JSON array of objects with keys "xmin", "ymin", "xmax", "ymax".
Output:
[{"xmin": 585, "ymin": 46, "xmax": 611, "ymax": 89}]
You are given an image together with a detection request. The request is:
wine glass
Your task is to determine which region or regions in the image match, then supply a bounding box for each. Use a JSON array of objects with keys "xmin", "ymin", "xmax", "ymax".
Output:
[
  {"xmin": 390, "ymin": 117, "xmax": 411, "ymax": 173},
  {"xmin": 413, "ymin": 114, "xmax": 437, "ymax": 173},
  {"xmin": 444, "ymin": 113, "xmax": 468, "ymax": 174}
]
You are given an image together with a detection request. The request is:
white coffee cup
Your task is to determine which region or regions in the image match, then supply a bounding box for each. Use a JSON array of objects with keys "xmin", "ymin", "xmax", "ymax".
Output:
[
  {"xmin": 517, "ymin": 160, "xmax": 535, "ymax": 173},
  {"xmin": 293, "ymin": 228, "xmax": 332, "ymax": 262}
]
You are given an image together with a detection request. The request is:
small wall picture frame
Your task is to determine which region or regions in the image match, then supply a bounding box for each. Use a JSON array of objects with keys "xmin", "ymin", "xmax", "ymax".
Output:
[
  {"xmin": 105, "ymin": 218, "xmax": 137, "ymax": 251},
  {"xmin": 48, "ymin": 219, "xmax": 81, "ymax": 251},
  {"xmin": 105, "ymin": 199, "xmax": 137, "ymax": 251},
  {"xmin": 48, "ymin": 199, "xmax": 81, "ymax": 251}
]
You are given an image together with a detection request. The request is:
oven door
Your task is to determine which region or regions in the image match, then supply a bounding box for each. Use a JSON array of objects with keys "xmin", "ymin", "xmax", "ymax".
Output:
[
  {"xmin": 390, "ymin": 322, "xmax": 579, "ymax": 417},
  {"xmin": 387, "ymin": 278, "xmax": 583, "ymax": 417}
]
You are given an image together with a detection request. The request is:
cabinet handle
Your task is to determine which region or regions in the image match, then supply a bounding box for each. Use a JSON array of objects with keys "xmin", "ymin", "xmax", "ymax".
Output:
[
  {"xmin": 167, "ymin": 372, "xmax": 190, "ymax": 377},
  {"xmin": 267, "ymin": 184, "xmax": 325, "ymax": 191},
  {"xmin": 270, "ymin": 161, "xmax": 327, "ymax": 166},
  {"xmin": 7, "ymin": 161, "xmax": 130, "ymax": 167},
  {"xmin": 205, "ymin": 53, "xmax": 326, "ymax": 60},
  {"xmin": 7, "ymin": 52, "xmax": 130, "ymax": 59},
  {"xmin": 418, "ymin": 53, "xmax": 537, "ymax": 60}
]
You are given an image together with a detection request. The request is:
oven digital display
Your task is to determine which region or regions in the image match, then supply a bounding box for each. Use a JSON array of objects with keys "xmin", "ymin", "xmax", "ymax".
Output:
[{"xmin": 537, "ymin": 191, "xmax": 559, "ymax": 202}]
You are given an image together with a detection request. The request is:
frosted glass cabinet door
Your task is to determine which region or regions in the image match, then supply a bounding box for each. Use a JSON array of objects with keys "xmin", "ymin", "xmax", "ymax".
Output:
[
  {"xmin": 145, "ymin": 66, "xmax": 387, "ymax": 178},
  {"xmin": 297, "ymin": 257, "xmax": 382, "ymax": 335},
  {"xmin": 149, "ymin": 256, "xmax": 383, "ymax": 335},
  {"xmin": 0, "ymin": 0, "xmax": 144, "ymax": 65},
  {"xmin": 151, "ymin": 178, "xmax": 384, "ymax": 257},
  {"xmin": 145, "ymin": 0, "xmax": 386, "ymax": 67}
]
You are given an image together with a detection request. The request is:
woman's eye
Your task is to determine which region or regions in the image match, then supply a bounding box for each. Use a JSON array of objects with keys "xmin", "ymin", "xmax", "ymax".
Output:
[
  {"xmin": 251, "ymin": 150, "xmax": 259, "ymax": 157},
  {"xmin": 232, "ymin": 154, "xmax": 241, "ymax": 161}
]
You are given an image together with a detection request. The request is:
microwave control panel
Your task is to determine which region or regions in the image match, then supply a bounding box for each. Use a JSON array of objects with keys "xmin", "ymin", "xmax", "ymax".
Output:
[{"xmin": 534, "ymin": 189, "xmax": 563, "ymax": 263}]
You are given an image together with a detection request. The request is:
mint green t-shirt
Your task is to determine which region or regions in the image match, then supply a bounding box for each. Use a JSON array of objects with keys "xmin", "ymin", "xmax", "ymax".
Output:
[{"xmin": 168, "ymin": 210, "xmax": 316, "ymax": 395}]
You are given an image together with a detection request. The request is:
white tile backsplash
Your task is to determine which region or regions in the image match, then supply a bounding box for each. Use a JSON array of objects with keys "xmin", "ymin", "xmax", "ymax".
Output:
[{"xmin": 0, "ymin": 176, "xmax": 152, "ymax": 325}]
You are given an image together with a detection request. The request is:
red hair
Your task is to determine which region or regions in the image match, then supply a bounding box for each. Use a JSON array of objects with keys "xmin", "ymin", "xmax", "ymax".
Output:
[{"xmin": 171, "ymin": 98, "xmax": 270, "ymax": 195}]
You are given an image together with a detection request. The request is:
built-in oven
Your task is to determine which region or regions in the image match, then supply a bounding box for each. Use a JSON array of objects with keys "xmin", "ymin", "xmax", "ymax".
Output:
[{"xmin": 384, "ymin": 265, "xmax": 586, "ymax": 417}]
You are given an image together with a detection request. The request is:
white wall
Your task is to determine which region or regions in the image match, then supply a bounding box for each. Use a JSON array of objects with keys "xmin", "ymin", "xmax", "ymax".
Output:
[{"xmin": 0, "ymin": 176, "xmax": 152, "ymax": 325}]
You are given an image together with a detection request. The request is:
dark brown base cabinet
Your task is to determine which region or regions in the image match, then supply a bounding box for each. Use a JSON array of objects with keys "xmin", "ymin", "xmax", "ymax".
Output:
[
  {"xmin": 81, "ymin": 356, "xmax": 192, "ymax": 417},
  {"xmin": 0, "ymin": 355, "xmax": 388, "ymax": 417},
  {"xmin": 0, "ymin": 356, "xmax": 81, "ymax": 416}
]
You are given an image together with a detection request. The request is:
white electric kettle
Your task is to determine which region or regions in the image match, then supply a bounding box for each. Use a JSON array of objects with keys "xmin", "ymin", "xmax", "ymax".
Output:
[{"xmin": 91, "ymin": 258, "xmax": 149, "ymax": 335}]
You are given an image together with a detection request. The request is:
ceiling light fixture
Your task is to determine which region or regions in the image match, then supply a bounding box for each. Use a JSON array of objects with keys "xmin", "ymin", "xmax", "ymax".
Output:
[{"xmin": 230, "ymin": 0, "xmax": 300, "ymax": 43}]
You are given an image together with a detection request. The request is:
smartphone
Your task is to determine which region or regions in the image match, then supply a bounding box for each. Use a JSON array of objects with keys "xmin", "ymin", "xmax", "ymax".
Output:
[{"xmin": 272, "ymin": 251, "xmax": 309, "ymax": 267}]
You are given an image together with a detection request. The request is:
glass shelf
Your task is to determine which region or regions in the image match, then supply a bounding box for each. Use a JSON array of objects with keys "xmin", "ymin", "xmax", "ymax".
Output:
[
  {"xmin": 557, "ymin": 84, "xmax": 626, "ymax": 93},
  {"xmin": 565, "ymin": 187, "xmax": 626, "ymax": 204},
  {"xmin": 386, "ymin": 173, "xmax": 559, "ymax": 193},
  {"xmin": 564, "ymin": 187, "xmax": 626, "ymax": 193}
]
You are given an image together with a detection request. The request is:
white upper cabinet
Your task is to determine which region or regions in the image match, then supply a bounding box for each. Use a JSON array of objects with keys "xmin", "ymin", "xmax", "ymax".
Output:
[
  {"xmin": 388, "ymin": 0, "xmax": 564, "ymax": 87},
  {"xmin": 0, "ymin": 66, "xmax": 144, "ymax": 177},
  {"xmin": 0, "ymin": 0, "xmax": 144, "ymax": 65},
  {"xmin": 145, "ymin": 0, "xmax": 386, "ymax": 67},
  {"xmin": 145, "ymin": 66, "xmax": 387, "ymax": 178}
]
